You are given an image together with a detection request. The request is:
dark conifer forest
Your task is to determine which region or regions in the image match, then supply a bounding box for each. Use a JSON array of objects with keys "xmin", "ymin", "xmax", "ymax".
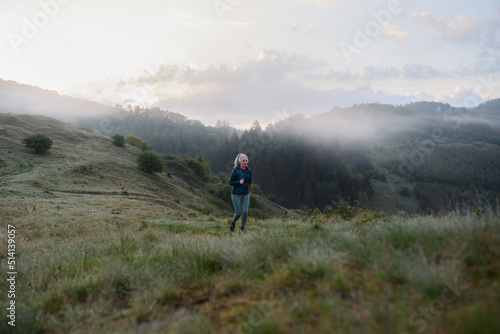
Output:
[{"xmin": 79, "ymin": 101, "xmax": 500, "ymax": 214}]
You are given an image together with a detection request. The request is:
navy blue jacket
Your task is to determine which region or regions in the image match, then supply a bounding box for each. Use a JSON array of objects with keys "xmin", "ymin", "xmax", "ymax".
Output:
[{"xmin": 229, "ymin": 166, "xmax": 252, "ymax": 195}]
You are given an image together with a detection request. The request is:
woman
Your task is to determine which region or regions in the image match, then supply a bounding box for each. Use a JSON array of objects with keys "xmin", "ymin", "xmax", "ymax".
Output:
[{"xmin": 229, "ymin": 153, "xmax": 253, "ymax": 232}]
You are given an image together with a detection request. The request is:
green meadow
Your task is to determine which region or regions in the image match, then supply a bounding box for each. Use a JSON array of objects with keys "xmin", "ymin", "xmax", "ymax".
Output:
[
  {"xmin": 1, "ymin": 201, "xmax": 499, "ymax": 333},
  {"xmin": 1, "ymin": 113, "xmax": 499, "ymax": 333}
]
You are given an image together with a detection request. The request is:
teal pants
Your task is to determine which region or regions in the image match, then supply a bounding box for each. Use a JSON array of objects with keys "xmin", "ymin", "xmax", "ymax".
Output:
[{"xmin": 231, "ymin": 194, "xmax": 249, "ymax": 228}]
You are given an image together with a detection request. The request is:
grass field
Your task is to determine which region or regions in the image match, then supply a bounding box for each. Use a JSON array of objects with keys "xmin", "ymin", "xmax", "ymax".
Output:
[
  {"xmin": 1, "ymin": 198, "xmax": 499, "ymax": 333},
  {"xmin": 1, "ymin": 113, "xmax": 500, "ymax": 333}
]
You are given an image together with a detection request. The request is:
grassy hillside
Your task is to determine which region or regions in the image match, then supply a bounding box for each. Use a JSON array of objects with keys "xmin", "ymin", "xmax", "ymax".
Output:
[
  {"xmin": 1, "ymin": 113, "xmax": 500, "ymax": 333},
  {"xmin": 0, "ymin": 114, "xmax": 499, "ymax": 333},
  {"xmin": 1, "ymin": 196, "xmax": 499, "ymax": 333},
  {"xmin": 0, "ymin": 113, "xmax": 286, "ymax": 220}
]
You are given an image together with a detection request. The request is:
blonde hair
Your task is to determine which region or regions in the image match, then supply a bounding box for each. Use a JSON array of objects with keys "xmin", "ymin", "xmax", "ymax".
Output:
[{"xmin": 234, "ymin": 153, "xmax": 248, "ymax": 167}]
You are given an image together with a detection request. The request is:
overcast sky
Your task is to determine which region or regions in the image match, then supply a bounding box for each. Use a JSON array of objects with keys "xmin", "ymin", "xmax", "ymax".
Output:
[{"xmin": 1, "ymin": 0, "xmax": 500, "ymax": 127}]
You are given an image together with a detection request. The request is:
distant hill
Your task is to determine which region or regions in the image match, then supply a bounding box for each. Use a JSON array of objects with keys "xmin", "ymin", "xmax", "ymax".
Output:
[
  {"xmin": 0, "ymin": 79, "xmax": 117, "ymax": 123},
  {"xmin": 213, "ymin": 102, "xmax": 500, "ymax": 214},
  {"xmin": 406, "ymin": 100, "xmax": 500, "ymax": 127},
  {"xmin": 2, "ymin": 79, "xmax": 500, "ymax": 215},
  {"xmin": 0, "ymin": 113, "xmax": 288, "ymax": 221}
]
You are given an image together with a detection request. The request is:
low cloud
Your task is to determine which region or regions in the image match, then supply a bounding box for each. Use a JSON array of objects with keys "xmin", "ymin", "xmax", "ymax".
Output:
[
  {"xmin": 403, "ymin": 63, "xmax": 443, "ymax": 80},
  {"xmin": 89, "ymin": 50, "xmax": 484, "ymax": 127},
  {"xmin": 361, "ymin": 64, "xmax": 443, "ymax": 81},
  {"xmin": 412, "ymin": 11, "xmax": 481, "ymax": 42},
  {"xmin": 381, "ymin": 23, "xmax": 409, "ymax": 40},
  {"xmin": 435, "ymin": 86, "xmax": 485, "ymax": 108},
  {"xmin": 363, "ymin": 65, "xmax": 401, "ymax": 80}
]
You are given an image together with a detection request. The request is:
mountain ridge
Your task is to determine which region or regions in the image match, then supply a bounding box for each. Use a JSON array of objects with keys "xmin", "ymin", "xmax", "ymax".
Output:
[{"xmin": 2, "ymin": 78, "xmax": 500, "ymax": 129}]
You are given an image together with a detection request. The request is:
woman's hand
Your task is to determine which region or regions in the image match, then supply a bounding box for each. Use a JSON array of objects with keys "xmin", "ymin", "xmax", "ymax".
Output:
[{"xmin": 239, "ymin": 178, "xmax": 244, "ymax": 184}]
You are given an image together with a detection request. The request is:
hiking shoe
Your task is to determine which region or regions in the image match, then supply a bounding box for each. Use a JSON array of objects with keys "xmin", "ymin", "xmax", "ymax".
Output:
[
  {"xmin": 230, "ymin": 221, "xmax": 235, "ymax": 232},
  {"xmin": 240, "ymin": 227, "xmax": 245, "ymax": 232}
]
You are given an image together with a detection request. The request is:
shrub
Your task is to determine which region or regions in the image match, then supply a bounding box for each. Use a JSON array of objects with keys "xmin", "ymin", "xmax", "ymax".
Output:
[
  {"xmin": 22, "ymin": 133, "xmax": 53, "ymax": 153},
  {"xmin": 195, "ymin": 154, "xmax": 211, "ymax": 178},
  {"xmin": 137, "ymin": 151, "xmax": 165, "ymax": 174},
  {"xmin": 250, "ymin": 195, "xmax": 259, "ymax": 207},
  {"xmin": 332, "ymin": 198, "xmax": 358, "ymax": 220},
  {"xmin": 251, "ymin": 184, "xmax": 264, "ymax": 196},
  {"xmin": 217, "ymin": 184, "xmax": 232, "ymax": 203},
  {"xmin": 141, "ymin": 142, "xmax": 153, "ymax": 151},
  {"xmin": 124, "ymin": 135, "xmax": 144, "ymax": 148},
  {"xmin": 111, "ymin": 134, "xmax": 125, "ymax": 147}
]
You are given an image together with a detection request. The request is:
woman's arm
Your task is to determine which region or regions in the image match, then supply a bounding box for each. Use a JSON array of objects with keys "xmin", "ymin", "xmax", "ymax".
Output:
[{"xmin": 229, "ymin": 169, "xmax": 242, "ymax": 186}]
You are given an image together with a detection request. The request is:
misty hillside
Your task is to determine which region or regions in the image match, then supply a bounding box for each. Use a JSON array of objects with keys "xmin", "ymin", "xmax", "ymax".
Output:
[
  {"xmin": 0, "ymin": 79, "xmax": 117, "ymax": 123},
  {"xmin": 2, "ymin": 79, "xmax": 500, "ymax": 215},
  {"xmin": 0, "ymin": 113, "xmax": 287, "ymax": 221}
]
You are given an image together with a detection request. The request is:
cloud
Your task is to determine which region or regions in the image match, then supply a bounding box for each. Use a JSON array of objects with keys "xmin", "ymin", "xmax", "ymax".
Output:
[
  {"xmin": 299, "ymin": 0, "xmax": 338, "ymax": 9},
  {"xmin": 412, "ymin": 11, "xmax": 481, "ymax": 42},
  {"xmin": 307, "ymin": 68, "xmax": 358, "ymax": 82},
  {"xmin": 480, "ymin": 16, "xmax": 500, "ymax": 51},
  {"xmin": 405, "ymin": 90, "xmax": 435, "ymax": 101},
  {"xmin": 137, "ymin": 51, "xmax": 418, "ymax": 125},
  {"xmin": 90, "ymin": 49, "xmax": 483, "ymax": 127},
  {"xmin": 361, "ymin": 64, "xmax": 443, "ymax": 81},
  {"xmin": 403, "ymin": 63, "xmax": 443, "ymax": 80},
  {"xmin": 435, "ymin": 86, "xmax": 485, "ymax": 107},
  {"xmin": 381, "ymin": 23, "xmax": 408, "ymax": 40},
  {"xmin": 277, "ymin": 23, "xmax": 325, "ymax": 34},
  {"xmin": 363, "ymin": 65, "xmax": 401, "ymax": 80},
  {"xmin": 95, "ymin": 50, "xmax": 330, "ymax": 125}
]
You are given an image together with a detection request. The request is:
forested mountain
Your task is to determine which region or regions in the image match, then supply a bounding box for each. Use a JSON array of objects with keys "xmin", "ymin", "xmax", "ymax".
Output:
[
  {"xmin": 210, "ymin": 118, "xmax": 374, "ymax": 209},
  {"xmin": 2, "ymin": 79, "xmax": 499, "ymax": 213},
  {"xmin": 79, "ymin": 106, "xmax": 231, "ymax": 156},
  {"xmin": 208, "ymin": 103, "xmax": 500, "ymax": 213}
]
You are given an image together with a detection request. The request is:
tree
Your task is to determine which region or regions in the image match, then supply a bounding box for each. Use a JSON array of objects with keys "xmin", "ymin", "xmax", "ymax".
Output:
[
  {"xmin": 137, "ymin": 151, "xmax": 165, "ymax": 174},
  {"xmin": 22, "ymin": 133, "xmax": 53, "ymax": 154},
  {"xmin": 111, "ymin": 134, "xmax": 125, "ymax": 147}
]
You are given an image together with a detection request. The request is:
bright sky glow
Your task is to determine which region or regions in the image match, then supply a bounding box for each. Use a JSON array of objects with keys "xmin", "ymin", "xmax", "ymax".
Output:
[{"xmin": 1, "ymin": 0, "xmax": 499, "ymax": 127}]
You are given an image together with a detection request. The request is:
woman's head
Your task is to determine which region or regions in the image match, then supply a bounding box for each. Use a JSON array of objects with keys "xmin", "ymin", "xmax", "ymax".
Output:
[{"xmin": 234, "ymin": 153, "xmax": 249, "ymax": 167}]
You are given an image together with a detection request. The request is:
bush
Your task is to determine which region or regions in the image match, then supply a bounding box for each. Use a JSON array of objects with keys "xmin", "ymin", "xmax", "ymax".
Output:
[
  {"xmin": 124, "ymin": 135, "xmax": 144, "ymax": 149},
  {"xmin": 141, "ymin": 142, "xmax": 153, "ymax": 151},
  {"xmin": 137, "ymin": 151, "xmax": 165, "ymax": 174},
  {"xmin": 165, "ymin": 154, "xmax": 210, "ymax": 183},
  {"xmin": 251, "ymin": 184, "xmax": 264, "ymax": 196},
  {"xmin": 22, "ymin": 133, "xmax": 53, "ymax": 153},
  {"xmin": 194, "ymin": 154, "xmax": 211, "ymax": 179},
  {"xmin": 217, "ymin": 184, "xmax": 232, "ymax": 203},
  {"xmin": 332, "ymin": 198, "xmax": 358, "ymax": 220},
  {"xmin": 111, "ymin": 134, "xmax": 125, "ymax": 147}
]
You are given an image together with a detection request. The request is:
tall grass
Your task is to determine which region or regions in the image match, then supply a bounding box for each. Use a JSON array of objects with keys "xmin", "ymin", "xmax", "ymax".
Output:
[{"xmin": 2, "ymin": 202, "xmax": 499, "ymax": 333}]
